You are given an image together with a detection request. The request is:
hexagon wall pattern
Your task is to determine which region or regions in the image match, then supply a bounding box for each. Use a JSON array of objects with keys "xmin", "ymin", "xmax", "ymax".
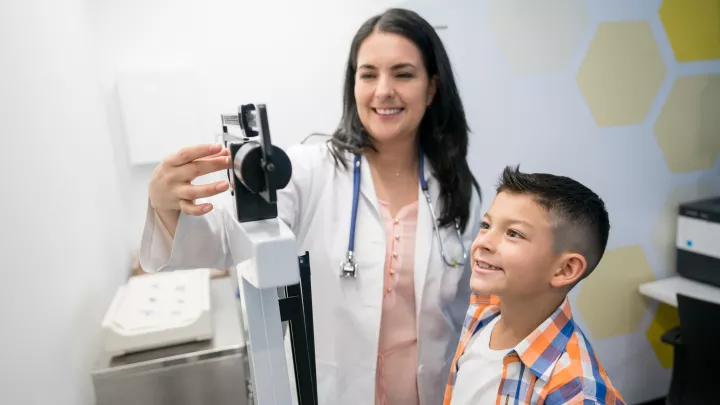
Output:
[
  {"xmin": 232, "ymin": 0, "xmax": 720, "ymax": 401},
  {"xmin": 654, "ymin": 74, "xmax": 720, "ymax": 173},
  {"xmin": 577, "ymin": 21, "xmax": 666, "ymax": 127},
  {"xmin": 576, "ymin": 246, "xmax": 656, "ymax": 340},
  {"xmin": 646, "ymin": 303, "xmax": 680, "ymax": 369},
  {"xmin": 652, "ymin": 181, "xmax": 718, "ymax": 275},
  {"xmin": 659, "ymin": 0, "xmax": 720, "ymax": 62},
  {"xmin": 488, "ymin": 0, "xmax": 589, "ymax": 75}
]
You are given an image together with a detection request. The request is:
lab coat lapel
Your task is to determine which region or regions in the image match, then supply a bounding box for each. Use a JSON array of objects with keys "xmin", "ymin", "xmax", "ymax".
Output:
[
  {"xmin": 414, "ymin": 154, "xmax": 435, "ymax": 315},
  {"xmin": 359, "ymin": 154, "xmax": 380, "ymax": 215}
]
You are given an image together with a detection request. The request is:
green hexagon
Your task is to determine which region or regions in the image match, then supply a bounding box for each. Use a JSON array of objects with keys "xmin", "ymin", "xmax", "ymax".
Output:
[
  {"xmin": 576, "ymin": 245, "xmax": 656, "ymax": 340},
  {"xmin": 488, "ymin": 0, "xmax": 589, "ymax": 74},
  {"xmin": 659, "ymin": 0, "xmax": 720, "ymax": 62},
  {"xmin": 654, "ymin": 74, "xmax": 720, "ymax": 173},
  {"xmin": 646, "ymin": 303, "xmax": 679, "ymax": 369},
  {"xmin": 577, "ymin": 21, "xmax": 666, "ymax": 127}
]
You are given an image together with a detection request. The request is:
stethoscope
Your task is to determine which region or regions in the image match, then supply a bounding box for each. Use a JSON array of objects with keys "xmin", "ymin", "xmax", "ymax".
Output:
[{"xmin": 339, "ymin": 148, "xmax": 468, "ymax": 278}]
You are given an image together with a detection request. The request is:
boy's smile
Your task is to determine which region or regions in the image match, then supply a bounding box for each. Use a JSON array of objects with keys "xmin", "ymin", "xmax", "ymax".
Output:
[{"xmin": 473, "ymin": 259, "xmax": 503, "ymax": 273}]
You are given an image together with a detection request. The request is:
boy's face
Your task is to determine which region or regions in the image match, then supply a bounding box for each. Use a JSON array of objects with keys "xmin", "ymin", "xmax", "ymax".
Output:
[{"xmin": 469, "ymin": 191, "xmax": 563, "ymax": 297}]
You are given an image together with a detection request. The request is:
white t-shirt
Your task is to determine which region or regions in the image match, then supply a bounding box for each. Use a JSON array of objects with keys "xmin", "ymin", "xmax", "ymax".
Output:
[{"xmin": 449, "ymin": 315, "xmax": 510, "ymax": 405}]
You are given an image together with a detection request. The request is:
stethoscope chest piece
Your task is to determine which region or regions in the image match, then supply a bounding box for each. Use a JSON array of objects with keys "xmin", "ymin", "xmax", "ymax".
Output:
[{"xmin": 340, "ymin": 251, "xmax": 358, "ymax": 279}]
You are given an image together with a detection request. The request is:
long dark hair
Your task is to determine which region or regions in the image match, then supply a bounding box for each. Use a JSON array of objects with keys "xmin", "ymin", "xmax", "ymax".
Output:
[{"xmin": 328, "ymin": 7, "xmax": 481, "ymax": 232}]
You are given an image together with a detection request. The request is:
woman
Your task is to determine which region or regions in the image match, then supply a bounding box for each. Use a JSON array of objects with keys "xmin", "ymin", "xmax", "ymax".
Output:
[{"xmin": 142, "ymin": 8, "xmax": 482, "ymax": 405}]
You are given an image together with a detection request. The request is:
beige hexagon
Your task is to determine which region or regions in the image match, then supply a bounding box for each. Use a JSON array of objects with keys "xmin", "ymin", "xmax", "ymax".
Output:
[
  {"xmin": 577, "ymin": 21, "xmax": 666, "ymax": 127},
  {"xmin": 652, "ymin": 181, "xmax": 717, "ymax": 275},
  {"xmin": 659, "ymin": 0, "xmax": 720, "ymax": 62},
  {"xmin": 488, "ymin": 0, "xmax": 589, "ymax": 75},
  {"xmin": 654, "ymin": 74, "xmax": 720, "ymax": 173},
  {"xmin": 646, "ymin": 302, "xmax": 679, "ymax": 369},
  {"xmin": 576, "ymin": 245, "xmax": 656, "ymax": 340}
]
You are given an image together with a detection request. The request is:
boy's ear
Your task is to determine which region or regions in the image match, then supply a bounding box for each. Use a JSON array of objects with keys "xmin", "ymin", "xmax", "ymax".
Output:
[{"xmin": 550, "ymin": 253, "xmax": 587, "ymax": 288}]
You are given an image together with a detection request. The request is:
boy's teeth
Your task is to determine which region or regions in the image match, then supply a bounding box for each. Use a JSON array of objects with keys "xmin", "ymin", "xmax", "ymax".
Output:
[{"xmin": 477, "ymin": 261, "xmax": 501, "ymax": 270}]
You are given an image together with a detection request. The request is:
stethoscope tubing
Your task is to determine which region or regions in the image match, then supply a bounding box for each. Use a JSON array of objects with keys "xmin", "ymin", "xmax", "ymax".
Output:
[{"xmin": 344, "ymin": 148, "xmax": 467, "ymax": 275}]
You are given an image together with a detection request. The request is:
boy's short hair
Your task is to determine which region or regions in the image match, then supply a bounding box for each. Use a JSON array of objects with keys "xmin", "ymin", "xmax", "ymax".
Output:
[{"xmin": 496, "ymin": 165, "xmax": 611, "ymax": 281}]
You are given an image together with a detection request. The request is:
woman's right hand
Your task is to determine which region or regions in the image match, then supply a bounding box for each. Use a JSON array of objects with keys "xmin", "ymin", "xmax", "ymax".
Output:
[{"xmin": 149, "ymin": 143, "xmax": 231, "ymax": 221}]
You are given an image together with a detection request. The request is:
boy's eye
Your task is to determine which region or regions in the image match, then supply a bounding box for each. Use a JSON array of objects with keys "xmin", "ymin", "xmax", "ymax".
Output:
[
  {"xmin": 396, "ymin": 72, "xmax": 413, "ymax": 78},
  {"xmin": 480, "ymin": 221, "xmax": 490, "ymax": 229},
  {"xmin": 507, "ymin": 230, "xmax": 524, "ymax": 239}
]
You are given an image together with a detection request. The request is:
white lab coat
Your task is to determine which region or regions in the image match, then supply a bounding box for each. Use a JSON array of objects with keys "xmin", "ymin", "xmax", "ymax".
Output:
[{"xmin": 139, "ymin": 141, "xmax": 482, "ymax": 405}]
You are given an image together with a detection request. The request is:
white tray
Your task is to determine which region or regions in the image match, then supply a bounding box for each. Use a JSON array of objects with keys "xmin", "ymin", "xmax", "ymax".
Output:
[{"xmin": 101, "ymin": 268, "xmax": 213, "ymax": 356}]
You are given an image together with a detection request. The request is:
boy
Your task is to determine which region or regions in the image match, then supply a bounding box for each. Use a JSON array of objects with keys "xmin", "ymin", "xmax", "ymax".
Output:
[{"xmin": 443, "ymin": 165, "xmax": 625, "ymax": 405}]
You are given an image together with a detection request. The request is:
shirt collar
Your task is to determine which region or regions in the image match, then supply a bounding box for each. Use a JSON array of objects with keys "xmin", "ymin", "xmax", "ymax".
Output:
[
  {"xmin": 512, "ymin": 297, "xmax": 576, "ymax": 381},
  {"xmin": 470, "ymin": 293, "xmax": 502, "ymax": 306}
]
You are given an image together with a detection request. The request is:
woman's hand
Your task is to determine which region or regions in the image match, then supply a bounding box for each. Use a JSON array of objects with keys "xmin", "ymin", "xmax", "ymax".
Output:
[{"xmin": 149, "ymin": 144, "xmax": 231, "ymax": 229}]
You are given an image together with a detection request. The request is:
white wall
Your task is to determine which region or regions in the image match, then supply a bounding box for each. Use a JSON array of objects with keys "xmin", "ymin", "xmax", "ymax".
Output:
[
  {"xmin": 87, "ymin": 0, "xmax": 429, "ymax": 251},
  {"xmin": 0, "ymin": 1, "xmax": 131, "ymax": 404}
]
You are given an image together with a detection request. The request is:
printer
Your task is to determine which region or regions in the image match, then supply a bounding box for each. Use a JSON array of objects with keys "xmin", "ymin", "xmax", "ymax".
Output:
[{"xmin": 676, "ymin": 196, "xmax": 720, "ymax": 288}]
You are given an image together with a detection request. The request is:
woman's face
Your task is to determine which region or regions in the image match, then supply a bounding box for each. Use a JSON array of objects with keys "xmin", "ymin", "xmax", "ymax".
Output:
[{"xmin": 354, "ymin": 31, "xmax": 437, "ymax": 146}]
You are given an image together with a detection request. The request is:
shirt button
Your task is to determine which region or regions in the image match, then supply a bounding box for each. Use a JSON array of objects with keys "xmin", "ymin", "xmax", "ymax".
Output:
[
  {"xmin": 393, "ymin": 218, "xmax": 399, "ymax": 224},
  {"xmin": 393, "ymin": 252, "xmax": 398, "ymax": 258},
  {"xmin": 395, "ymin": 234, "xmax": 400, "ymax": 240},
  {"xmin": 418, "ymin": 365, "xmax": 424, "ymax": 374},
  {"xmin": 387, "ymin": 287, "xmax": 392, "ymax": 293},
  {"xmin": 390, "ymin": 270, "xmax": 395, "ymax": 276}
]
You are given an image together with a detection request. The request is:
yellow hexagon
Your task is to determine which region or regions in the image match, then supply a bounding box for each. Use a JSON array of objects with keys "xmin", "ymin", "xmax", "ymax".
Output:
[
  {"xmin": 659, "ymin": 0, "xmax": 720, "ymax": 62},
  {"xmin": 654, "ymin": 74, "xmax": 720, "ymax": 173},
  {"xmin": 646, "ymin": 303, "xmax": 679, "ymax": 369},
  {"xmin": 577, "ymin": 21, "xmax": 666, "ymax": 127},
  {"xmin": 576, "ymin": 245, "xmax": 656, "ymax": 340},
  {"xmin": 488, "ymin": 0, "xmax": 589, "ymax": 74},
  {"xmin": 652, "ymin": 181, "xmax": 718, "ymax": 274}
]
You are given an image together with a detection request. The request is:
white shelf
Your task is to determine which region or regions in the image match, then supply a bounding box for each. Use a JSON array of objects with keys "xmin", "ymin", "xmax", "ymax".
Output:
[{"xmin": 638, "ymin": 276, "xmax": 720, "ymax": 308}]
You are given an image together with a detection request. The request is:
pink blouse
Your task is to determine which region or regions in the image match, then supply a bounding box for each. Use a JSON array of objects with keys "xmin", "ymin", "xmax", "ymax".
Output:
[{"xmin": 375, "ymin": 199, "xmax": 420, "ymax": 405}]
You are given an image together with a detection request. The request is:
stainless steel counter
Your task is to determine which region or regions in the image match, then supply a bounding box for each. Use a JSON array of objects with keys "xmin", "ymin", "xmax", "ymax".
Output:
[{"xmin": 92, "ymin": 276, "xmax": 250, "ymax": 405}]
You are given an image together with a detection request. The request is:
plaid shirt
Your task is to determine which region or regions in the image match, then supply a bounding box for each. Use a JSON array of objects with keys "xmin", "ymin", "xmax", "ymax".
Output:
[{"xmin": 443, "ymin": 295, "xmax": 626, "ymax": 405}]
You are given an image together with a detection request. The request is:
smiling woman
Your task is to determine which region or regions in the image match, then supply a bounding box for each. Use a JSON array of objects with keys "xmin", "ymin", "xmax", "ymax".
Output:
[
  {"xmin": 329, "ymin": 8, "xmax": 479, "ymax": 232},
  {"xmin": 355, "ymin": 34, "xmax": 436, "ymax": 147},
  {"xmin": 141, "ymin": 7, "xmax": 482, "ymax": 405}
]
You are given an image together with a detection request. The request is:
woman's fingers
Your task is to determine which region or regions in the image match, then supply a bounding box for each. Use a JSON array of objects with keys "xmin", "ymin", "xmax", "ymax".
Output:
[
  {"xmin": 176, "ymin": 155, "xmax": 231, "ymax": 181},
  {"xmin": 152, "ymin": 144, "xmax": 232, "ymax": 216},
  {"xmin": 179, "ymin": 199, "xmax": 213, "ymax": 216},
  {"xmin": 199, "ymin": 147, "xmax": 230, "ymax": 161},
  {"xmin": 177, "ymin": 181, "xmax": 230, "ymax": 201},
  {"xmin": 177, "ymin": 180, "xmax": 229, "ymax": 215},
  {"xmin": 195, "ymin": 155, "xmax": 231, "ymax": 177},
  {"xmin": 166, "ymin": 144, "xmax": 223, "ymax": 167}
]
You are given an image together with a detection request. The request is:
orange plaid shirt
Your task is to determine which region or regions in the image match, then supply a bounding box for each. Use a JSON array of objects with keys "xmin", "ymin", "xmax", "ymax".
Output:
[{"xmin": 443, "ymin": 295, "xmax": 626, "ymax": 405}]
